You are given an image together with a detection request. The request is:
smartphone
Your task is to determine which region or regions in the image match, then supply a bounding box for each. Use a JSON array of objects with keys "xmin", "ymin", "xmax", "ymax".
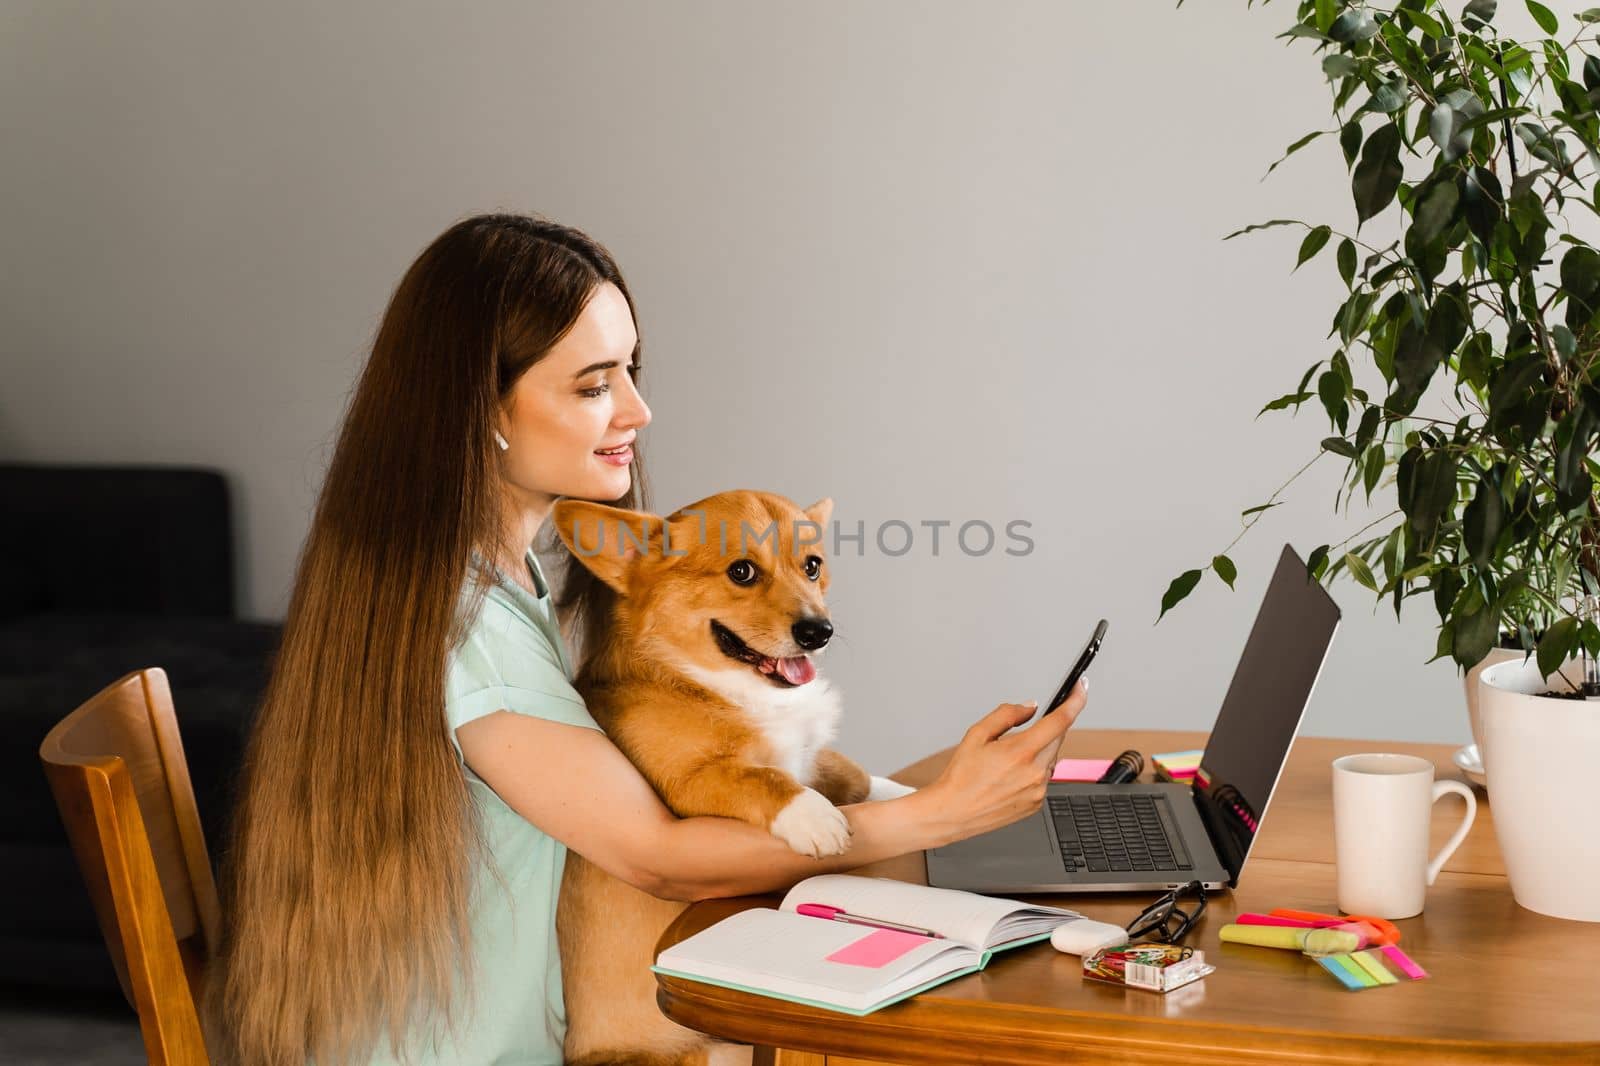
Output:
[{"xmin": 1042, "ymin": 618, "xmax": 1108, "ymax": 715}]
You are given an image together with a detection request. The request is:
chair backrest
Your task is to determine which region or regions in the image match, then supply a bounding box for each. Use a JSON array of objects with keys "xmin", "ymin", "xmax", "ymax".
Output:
[{"xmin": 39, "ymin": 668, "xmax": 221, "ymax": 1066}]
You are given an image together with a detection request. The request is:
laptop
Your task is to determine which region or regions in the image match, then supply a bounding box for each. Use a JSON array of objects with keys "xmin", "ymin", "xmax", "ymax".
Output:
[{"xmin": 925, "ymin": 543, "xmax": 1341, "ymax": 894}]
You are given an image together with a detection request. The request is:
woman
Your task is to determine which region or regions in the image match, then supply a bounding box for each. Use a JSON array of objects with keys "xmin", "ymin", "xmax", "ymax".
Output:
[{"xmin": 206, "ymin": 213, "xmax": 1088, "ymax": 1066}]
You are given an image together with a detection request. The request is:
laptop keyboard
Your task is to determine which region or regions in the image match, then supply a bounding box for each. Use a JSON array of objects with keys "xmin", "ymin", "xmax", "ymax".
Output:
[{"xmin": 1049, "ymin": 793, "xmax": 1192, "ymax": 874}]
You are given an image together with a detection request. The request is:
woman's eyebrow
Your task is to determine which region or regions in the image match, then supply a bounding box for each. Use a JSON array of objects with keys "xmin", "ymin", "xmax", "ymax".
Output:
[
  {"xmin": 571, "ymin": 359, "xmax": 619, "ymax": 379},
  {"xmin": 571, "ymin": 356, "xmax": 638, "ymax": 379}
]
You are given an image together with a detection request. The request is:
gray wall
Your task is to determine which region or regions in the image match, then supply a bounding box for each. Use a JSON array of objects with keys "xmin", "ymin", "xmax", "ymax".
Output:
[{"xmin": 4, "ymin": 1, "xmax": 1578, "ymax": 772}]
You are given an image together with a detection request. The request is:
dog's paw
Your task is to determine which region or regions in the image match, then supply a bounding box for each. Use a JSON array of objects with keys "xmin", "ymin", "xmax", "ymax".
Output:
[
  {"xmin": 770, "ymin": 787, "xmax": 853, "ymax": 857},
  {"xmin": 866, "ymin": 775, "xmax": 917, "ymax": 801}
]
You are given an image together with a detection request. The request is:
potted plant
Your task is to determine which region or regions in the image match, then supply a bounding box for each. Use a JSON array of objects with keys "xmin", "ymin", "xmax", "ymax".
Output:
[{"xmin": 1163, "ymin": 0, "xmax": 1600, "ymax": 921}]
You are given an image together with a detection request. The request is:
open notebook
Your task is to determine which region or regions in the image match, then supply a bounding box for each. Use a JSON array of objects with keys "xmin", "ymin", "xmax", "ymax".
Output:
[{"xmin": 652, "ymin": 874, "xmax": 1083, "ymax": 1015}]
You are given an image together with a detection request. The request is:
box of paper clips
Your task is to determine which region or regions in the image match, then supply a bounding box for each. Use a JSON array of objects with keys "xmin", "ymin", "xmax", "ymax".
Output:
[{"xmin": 1082, "ymin": 942, "xmax": 1214, "ymax": 993}]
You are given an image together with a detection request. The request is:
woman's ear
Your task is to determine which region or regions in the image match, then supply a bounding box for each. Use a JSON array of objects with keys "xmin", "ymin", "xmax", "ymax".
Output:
[{"xmin": 551, "ymin": 499, "xmax": 663, "ymax": 594}]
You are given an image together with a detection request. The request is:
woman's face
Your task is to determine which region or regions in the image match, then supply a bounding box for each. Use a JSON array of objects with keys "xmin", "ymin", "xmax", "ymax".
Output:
[{"xmin": 498, "ymin": 281, "xmax": 651, "ymax": 510}]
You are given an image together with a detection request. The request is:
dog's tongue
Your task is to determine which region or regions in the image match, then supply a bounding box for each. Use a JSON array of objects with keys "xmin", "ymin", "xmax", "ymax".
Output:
[{"xmin": 776, "ymin": 655, "xmax": 816, "ymax": 686}]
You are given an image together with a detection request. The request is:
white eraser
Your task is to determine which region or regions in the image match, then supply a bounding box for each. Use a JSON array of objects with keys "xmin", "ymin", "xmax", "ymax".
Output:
[{"xmin": 1050, "ymin": 919, "xmax": 1129, "ymax": 957}]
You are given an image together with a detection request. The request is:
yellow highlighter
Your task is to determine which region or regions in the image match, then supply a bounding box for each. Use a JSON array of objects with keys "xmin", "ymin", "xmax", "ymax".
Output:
[{"xmin": 1219, "ymin": 923, "xmax": 1364, "ymax": 956}]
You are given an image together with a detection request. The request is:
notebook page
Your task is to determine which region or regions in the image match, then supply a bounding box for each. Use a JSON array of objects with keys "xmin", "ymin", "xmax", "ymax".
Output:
[
  {"xmin": 654, "ymin": 908, "xmax": 976, "ymax": 1011},
  {"xmin": 779, "ymin": 874, "xmax": 1079, "ymax": 949}
]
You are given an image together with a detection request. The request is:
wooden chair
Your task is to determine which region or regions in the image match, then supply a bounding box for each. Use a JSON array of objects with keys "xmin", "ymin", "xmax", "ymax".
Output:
[{"xmin": 39, "ymin": 667, "xmax": 221, "ymax": 1066}]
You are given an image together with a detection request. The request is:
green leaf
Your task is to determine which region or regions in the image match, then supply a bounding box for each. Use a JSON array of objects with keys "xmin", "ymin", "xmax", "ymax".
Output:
[
  {"xmin": 1537, "ymin": 616, "xmax": 1578, "ymax": 678},
  {"xmin": 1267, "ymin": 130, "xmax": 1328, "ymax": 177},
  {"xmin": 1580, "ymin": 9, "xmax": 1600, "ymax": 25},
  {"xmin": 1343, "ymin": 552, "xmax": 1379, "ymax": 592},
  {"xmin": 1406, "ymin": 450, "xmax": 1458, "ymax": 544},
  {"xmin": 1321, "ymin": 435, "xmax": 1358, "ymax": 458},
  {"xmin": 1403, "ymin": 7, "xmax": 1443, "ymax": 38},
  {"xmin": 1431, "ymin": 620, "xmax": 1455, "ymax": 664},
  {"xmin": 1314, "ymin": 0, "xmax": 1338, "ymax": 33},
  {"xmin": 1241, "ymin": 502, "xmax": 1282, "ymax": 517},
  {"xmin": 1465, "ymin": 0, "xmax": 1498, "ymax": 23},
  {"xmin": 1296, "ymin": 225, "xmax": 1333, "ymax": 271},
  {"xmin": 1353, "ymin": 123, "xmax": 1404, "ymax": 225},
  {"xmin": 1363, "ymin": 443, "xmax": 1386, "ymax": 499},
  {"xmin": 1463, "ymin": 473, "xmax": 1506, "ymax": 567},
  {"xmin": 1340, "ymin": 121, "xmax": 1363, "ymax": 169},
  {"xmin": 1454, "ymin": 605, "xmax": 1499, "ymax": 668},
  {"xmin": 1306, "ymin": 544, "xmax": 1331, "ymax": 581},
  {"xmin": 1329, "ymin": 10, "xmax": 1380, "ymax": 43},
  {"xmin": 1337, "ymin": 237, "xmax": 1357, "ymax": 287},
  {"xmin": 1257, "ymin": 391, "xmax": 1314, "ymax": 417},
  {"xmin": 1213, "ymin": 554, "xmax": 1237, "ymax": 590},
  {"xmin": 1223, "ymin": 218, "xmax": 1302, "ymax": 241},
  {"xmin": 1323, "ymin": 54, "xmax": 1360, "ymax": 81},
  {"xmin": 1427, "ymin": 102, "xmax": 1456, "ymax": 154},
  {"xmin": 1459, "ymin": 167, "xmax": 1504, "ymax": 247},
  {"xmin": 1526, "ymin": 0, "xmax": 1558, "ymax": 35},
  {"xmin": 1560, "ymin": 244, "xmax": 1600, "ymax": 329},
  {"xmin": 1365, "ymin": 78, "xmax": 1410, "ymax": 115},
  {"xmin": 1319, "ymin": 370, "xmax": 1348, "ymax": 430},
  {"xmin": 1158, "ymin": 569, "xmax": 1204, "ymax": 621},
  {"xmin": 1414, "ymin": 181, "xmax": 1460, "ymax": 243}
]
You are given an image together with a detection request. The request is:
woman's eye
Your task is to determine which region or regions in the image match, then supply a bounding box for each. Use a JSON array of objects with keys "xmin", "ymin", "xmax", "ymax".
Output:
[
  {"xmin": 804, "ymin": 556, "xmax": 822, "ymax": 580},
  {"xmin": 578, "ymin": 381, "xmax": 610, "ymax": 398},
  {"xmin": 727, "ymin": 560, "xmax": 758, "ymax": 586}
]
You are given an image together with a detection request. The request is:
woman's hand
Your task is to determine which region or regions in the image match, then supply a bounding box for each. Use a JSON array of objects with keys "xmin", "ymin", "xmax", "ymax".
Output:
[{"xmin": 916, "ymin": 680, "xmax": 1088, "ymax": 849}]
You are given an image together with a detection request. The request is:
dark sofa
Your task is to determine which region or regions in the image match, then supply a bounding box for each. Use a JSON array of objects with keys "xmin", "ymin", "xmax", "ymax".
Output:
[{"xmin": 2, "ymin": 464, "xmax": 281, "ymax": 990}]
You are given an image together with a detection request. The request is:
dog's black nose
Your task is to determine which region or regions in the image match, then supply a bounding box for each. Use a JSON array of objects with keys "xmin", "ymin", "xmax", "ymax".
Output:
[{"xmin": 791, "ymin": 617, "xmax": 833, "ymax": 651}]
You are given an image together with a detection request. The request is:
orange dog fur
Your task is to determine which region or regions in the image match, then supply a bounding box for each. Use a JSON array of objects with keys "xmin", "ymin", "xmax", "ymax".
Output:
[{"xmin": 552, "ymin": 490, "xmax": 913, "ymax": 1066}]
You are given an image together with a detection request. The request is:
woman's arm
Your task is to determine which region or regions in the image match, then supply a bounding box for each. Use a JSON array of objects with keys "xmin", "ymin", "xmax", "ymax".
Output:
[{"xmin": 456, "ymin": 687, "xmax": 1084, "ymax": 901}]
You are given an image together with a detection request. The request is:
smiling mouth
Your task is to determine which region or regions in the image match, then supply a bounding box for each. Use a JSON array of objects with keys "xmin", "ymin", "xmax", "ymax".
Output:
[{"xmin": 710, "ymin": 620, "xmax": 817, "ymax": 687}]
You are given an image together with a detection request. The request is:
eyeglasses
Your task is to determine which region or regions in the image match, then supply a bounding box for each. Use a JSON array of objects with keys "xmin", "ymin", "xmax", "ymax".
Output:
[{"xmin": 1125, "ymin": 880, "xmax": 1207, "ymax": 944}]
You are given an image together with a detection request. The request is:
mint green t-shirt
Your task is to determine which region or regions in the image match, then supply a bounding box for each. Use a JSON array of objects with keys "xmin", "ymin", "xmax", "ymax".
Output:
[{"xmin": 362, "ymin": 549, "xmax": 599, "ymax": 1066}]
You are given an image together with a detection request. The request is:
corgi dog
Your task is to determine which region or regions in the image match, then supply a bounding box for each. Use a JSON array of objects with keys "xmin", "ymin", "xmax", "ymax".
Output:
[{"xmin": 552, "ymin": 490, "xmax": 914, "ymax": 1066}]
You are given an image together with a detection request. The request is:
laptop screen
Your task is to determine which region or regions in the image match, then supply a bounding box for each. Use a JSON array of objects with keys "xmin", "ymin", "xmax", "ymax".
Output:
[{"xmin": 1194, "ymin": 543, "xmax": 1341, "ymax": 883}]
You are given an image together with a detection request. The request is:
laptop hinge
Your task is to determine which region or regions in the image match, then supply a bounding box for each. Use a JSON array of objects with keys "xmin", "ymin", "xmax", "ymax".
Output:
[{"xmin": 1192, "ymin": 784, "xmax": 1247, "ymax": 887}]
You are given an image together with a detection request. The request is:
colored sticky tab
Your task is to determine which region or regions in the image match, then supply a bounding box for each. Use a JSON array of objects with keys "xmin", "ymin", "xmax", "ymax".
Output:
[
  {"xmin": 1351, "ymin": 950, "xmax": 1399, "ymax": 985},
  {"xmin": 1380, "ymin": 944, "xmax": 1429, "ymax": 980},
  {"xmin": 1330, "ymin": 953, "xmax": 1377, "ymax": 988},
  {"xmin": 1052, "ymin": 758, "xmax": 1114, "ymax": 782},
  {"xmin": 1316, "ymin": 954, "xmax": 1367, "ymax": 990},
  {"xmin": 824, "ymin": 927, "xmax": 931, "ymax": 968}
]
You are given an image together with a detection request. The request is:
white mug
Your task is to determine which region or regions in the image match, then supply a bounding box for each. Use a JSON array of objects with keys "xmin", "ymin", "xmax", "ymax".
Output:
[{"xmin": 1332, "ymin": 753, "xmax": 1477, "ymax": 919}]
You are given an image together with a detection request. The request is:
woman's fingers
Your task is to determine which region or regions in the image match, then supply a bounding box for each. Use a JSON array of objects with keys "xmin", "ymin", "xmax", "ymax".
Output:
[
  {"xmin": 1016, "ymin": 679, "xmax": 1087, "ymax": 756},
  {"xmin": 963, "ymin": 701, "xmax": 1038, "ymax": 747}
]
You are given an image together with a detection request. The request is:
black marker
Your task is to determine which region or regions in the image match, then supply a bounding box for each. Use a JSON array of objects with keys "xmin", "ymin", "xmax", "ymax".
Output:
[{"xmin": 1096, "ymin": 749, "xmax": 1144, "ymax": 785}]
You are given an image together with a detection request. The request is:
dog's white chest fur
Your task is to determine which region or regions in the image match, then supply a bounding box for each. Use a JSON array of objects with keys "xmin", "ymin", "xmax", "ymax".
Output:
[{"xmin": 674, "ymin": 662, "xmax": 842, "ymax": 780}]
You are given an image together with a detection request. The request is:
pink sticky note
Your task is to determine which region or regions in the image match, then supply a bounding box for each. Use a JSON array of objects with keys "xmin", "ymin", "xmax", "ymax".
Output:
[
  {"xmin": 824, "ymin": 927, "xmax": 931, "ymax": 968},
  {"xmin": 1053, "ymin": 758, "xmax": 1114, "ymax": 782}
]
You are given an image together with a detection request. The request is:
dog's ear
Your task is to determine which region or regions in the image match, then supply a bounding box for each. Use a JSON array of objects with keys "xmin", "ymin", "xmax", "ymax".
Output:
[
  {"xmin": 551, "ymin": 499, "xmax": 663, "ymax": 594},
  {"xmin": 802, "ymin": 497, "xmax": 834, "ymax": 537}
]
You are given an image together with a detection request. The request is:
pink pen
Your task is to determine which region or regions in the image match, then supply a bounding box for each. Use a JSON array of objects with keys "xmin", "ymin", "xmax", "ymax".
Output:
[{"xmin": 796, "ymin": 904, "xmax": 944, "ymax": 939}]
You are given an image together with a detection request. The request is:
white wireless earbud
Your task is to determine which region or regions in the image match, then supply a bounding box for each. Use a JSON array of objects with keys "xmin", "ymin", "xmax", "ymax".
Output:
[{"xmin": 494, "ymin": 430, "xmax": 510, "ymax": 452}]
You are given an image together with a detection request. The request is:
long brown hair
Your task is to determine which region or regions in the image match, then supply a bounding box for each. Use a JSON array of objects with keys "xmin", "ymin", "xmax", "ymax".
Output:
[{"xmin": 206, "ymin": 213, "xmax": 650, "ymax": 1066}]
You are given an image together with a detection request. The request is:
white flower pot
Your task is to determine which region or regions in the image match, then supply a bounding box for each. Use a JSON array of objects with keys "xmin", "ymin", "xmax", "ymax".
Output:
[
  {"xmin": 1463, "ymin": 645, "xmax": 1524, "ymax": 758},
  {"xmin": 1478, "ymin": 656, "xmax": 1600, "ymax": 922}
]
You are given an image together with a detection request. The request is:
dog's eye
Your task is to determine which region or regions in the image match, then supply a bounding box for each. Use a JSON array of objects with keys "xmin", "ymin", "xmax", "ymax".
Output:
[
  {"xmin": 804, "ymin": 555, "xmax": 822, "ymax": 581},
  {"xmin": 727, "ymin": 559, "xmax": 758, "ymax": 586}
]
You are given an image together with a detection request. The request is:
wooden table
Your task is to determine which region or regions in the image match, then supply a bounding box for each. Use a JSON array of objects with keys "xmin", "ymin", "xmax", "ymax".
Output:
[{"xmin": 655, "ymin": 729, "xmax": 1600, "ymax": 1064}]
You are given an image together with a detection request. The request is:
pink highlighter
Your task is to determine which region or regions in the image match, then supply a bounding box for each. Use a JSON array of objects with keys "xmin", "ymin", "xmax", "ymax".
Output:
[{"xmin": 796, "ymin": 903, "xmax": 943, "ymax": 939}]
